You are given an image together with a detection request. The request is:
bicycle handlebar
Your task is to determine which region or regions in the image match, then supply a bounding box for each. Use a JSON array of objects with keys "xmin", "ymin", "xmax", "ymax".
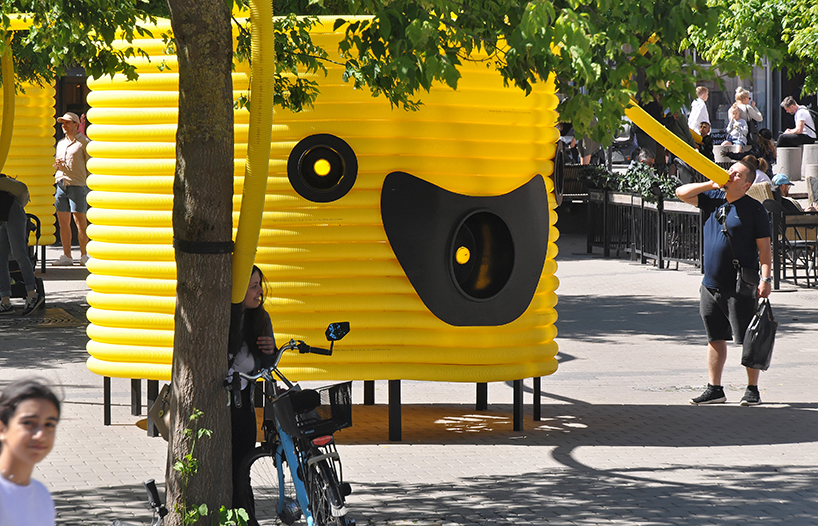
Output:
[
  {"xmin": 225, "ymin": 338, "xmax": 332, "ymax": 394},
  {"xmin": 143, "ymin": 479, "xmax": 168, "ymax": 518}
]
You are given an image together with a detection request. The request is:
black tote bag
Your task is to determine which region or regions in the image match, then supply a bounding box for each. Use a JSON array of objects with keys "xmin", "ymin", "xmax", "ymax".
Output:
[{"xmin": 741, "ymin": 298, "xmax": 778, "ymax": 371}]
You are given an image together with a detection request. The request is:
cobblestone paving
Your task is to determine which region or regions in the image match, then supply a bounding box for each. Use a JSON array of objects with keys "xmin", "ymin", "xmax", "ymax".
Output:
[{"xmin": 2, "ymin": 241, "xmax": 817, "ymax": 525}]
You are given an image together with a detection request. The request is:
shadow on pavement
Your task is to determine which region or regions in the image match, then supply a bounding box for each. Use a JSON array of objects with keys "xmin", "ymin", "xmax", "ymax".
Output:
[
  {"xmin": 341, "ymin": 398, "xmax": 818, "ymax": 524},
  {"xmin": 348, "ymin": 462, "xmax": 818, "ymax": 525},
  {"xmin": 0, "ymin": 325, "xmax": 88, "ymax": 369},
  {"xmin": 53, "ymin": 483, "xmax": 161, "ymax": 525},
  {"xmin": 557, "ymin": 293, "xmax": 818, "ymax": 343},
  {"xmin": 339, "ymin": 400, "xmax": 818, "ymax": 448}
]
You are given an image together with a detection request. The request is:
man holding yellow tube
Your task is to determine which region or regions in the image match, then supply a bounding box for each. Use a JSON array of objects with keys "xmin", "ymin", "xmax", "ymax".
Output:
[
  {"xmin": 676, "ymin": 158, "xmax": 772, "ymax": 406},
  {"xmin": 53, "ymin": 112, "xmax": 90, "ymax": 266}
]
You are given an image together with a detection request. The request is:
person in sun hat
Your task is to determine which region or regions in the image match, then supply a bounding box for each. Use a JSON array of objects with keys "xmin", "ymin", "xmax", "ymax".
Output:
[{"xmin": 53, "ymin": 112, "xmax": 91, "ymax": 267}]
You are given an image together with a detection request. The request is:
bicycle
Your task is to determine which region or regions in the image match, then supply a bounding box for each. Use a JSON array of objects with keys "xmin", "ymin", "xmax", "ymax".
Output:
[
  {"xmin": 229, "ymin": 321, "xmax": 355, "ymax": 526},
  {"xmin": 111, "ymin": 479, "xmax": 168, "ymax": 526}
]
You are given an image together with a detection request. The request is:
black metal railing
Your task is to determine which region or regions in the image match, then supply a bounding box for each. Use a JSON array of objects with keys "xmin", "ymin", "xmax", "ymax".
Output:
[{"xmin": 587, "ymin": 189, "xmax": 702, "ymax": 269}]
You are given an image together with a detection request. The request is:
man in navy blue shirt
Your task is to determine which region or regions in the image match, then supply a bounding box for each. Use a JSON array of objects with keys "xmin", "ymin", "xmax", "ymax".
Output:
[{"xmin": 676, "ymin": 157, "xmax": 772, "ymax": 406}]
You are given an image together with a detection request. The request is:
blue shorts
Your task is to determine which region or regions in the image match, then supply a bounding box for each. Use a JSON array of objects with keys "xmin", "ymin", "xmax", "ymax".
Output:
[{"xmin": 55, "ymin": 181, "xmax": 90, "ymax": 213}]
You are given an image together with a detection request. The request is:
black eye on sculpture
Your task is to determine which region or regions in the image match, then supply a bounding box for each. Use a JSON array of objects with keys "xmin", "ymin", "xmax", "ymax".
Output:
[
  {"xmin": 450, "ymin": 211, "xmax": 515, "ymax": 301},
  {"xmin": 287, "ymin": 134, "xmax": 358, "ymax": 202}
]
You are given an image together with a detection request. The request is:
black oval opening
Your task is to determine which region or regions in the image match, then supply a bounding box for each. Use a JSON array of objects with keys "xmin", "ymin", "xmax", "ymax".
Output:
[
  {"xmin": 450, "ymin": 211, "xmax": 515, "ymax": 300},
  {"xmin": 287, "ymin": 134, "xmax": 358, "ymax": 203},
  {"xmin": 553, "ymin": 142, "xmax": 565, "ymax": 206}
]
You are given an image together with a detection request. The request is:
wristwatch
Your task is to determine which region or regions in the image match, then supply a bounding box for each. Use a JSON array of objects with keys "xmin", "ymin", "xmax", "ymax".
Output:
[{"xmin": 761, "ymin": 276, "xmax": 773, "ymax": 284}]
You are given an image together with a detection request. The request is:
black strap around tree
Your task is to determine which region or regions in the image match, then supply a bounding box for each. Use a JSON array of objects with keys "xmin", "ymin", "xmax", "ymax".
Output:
[{"xmin": 172, "ymin": 237, "xmax": 234, "ymax": 254}]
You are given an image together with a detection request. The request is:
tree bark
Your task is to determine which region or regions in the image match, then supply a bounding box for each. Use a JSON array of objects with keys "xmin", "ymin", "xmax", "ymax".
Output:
[{"xmin": 165, "ymin": 0, "xmax": 235, "ymax": 523}]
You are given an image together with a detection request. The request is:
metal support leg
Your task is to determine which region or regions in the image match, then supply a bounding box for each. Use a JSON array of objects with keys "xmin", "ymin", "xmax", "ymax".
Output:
[
  {"xmin": 103, "ymin": 377, "xmax": 111, "ymax": 426},
  {"xmin": 388, "ymin": 380, "xmax": 401, "ymax": 442},
  {"xmin": 364, "ymin": 380, "xmax": 375, "ymax": 405},
  {"xmin": 513, "ymin": 379, "xmax": 523, "ymax": 431},
  {"xmin": 476, "ymin": 382, "xmax": 488, "ymax": 410},
  {"xmin": 131, "ymin": 378, "xmax": 142, "ymax": 416},
  {"xmin": 533, "ymin": 377, "xmax": 541, "ymax": 421},
  {"xmin": 147, "ymin": 380, "xmax": 159, "ymax": 437}
]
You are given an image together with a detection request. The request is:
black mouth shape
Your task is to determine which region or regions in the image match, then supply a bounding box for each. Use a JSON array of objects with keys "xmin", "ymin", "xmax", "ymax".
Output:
[{"xmin": 381, "ymin": 172, "xmax": 550, "ymax": 326}]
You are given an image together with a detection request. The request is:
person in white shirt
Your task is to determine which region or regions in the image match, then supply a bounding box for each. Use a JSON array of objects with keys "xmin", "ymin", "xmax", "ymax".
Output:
[
  {"xmin": 778, "ymin": 96, "xmax": 816, "ymax": 147},
  {"xmin": 688, "ymin": 86, "xmax": 710, "ymax": 133},
  {"xmin": 0, "ymin": 379, "xmax": 61, "ymax": 526}
]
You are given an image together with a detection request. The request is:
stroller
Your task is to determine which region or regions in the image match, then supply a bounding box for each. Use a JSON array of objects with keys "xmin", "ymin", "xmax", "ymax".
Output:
[
  {"xmin": 610, "ymin": 118, "xmax": 639, "ymax": 164},
  {"xmin": 7, "ymin": 213, "xmax": 45, "ymax": 301}
]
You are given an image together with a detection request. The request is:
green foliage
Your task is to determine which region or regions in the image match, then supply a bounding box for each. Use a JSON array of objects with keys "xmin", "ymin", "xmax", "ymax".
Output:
[
  {"xmin": 219, "ymin": 506, "xmax": 250, "ymax": 526},
  {"xmin": 172, "ymin": 409, "xmax": 247, "ymax": 526},
  {"xmin": 583, "ymin": 162, "xmax": 680, "ymax": 203},
  {"xmin": 173, "ymin": 409, "xmax": 213, "ymax": 525},
  {"xmin": 0, "ymin": 0, "xmax": 755, "ymax": 141},
  {"xmin": 0, "ymin": 0, "xmax": 168, "ymax": 86},
  {"xmin": 334, "ymin": 0, "xmax": 723, "ymax": 143},
  {"xmin": 689, "ymin": 0, "xmax": 818, "ymax": 96},
  {"xmin": 232, "ymin": 13, "xmax": 331, "ymax": 112}
]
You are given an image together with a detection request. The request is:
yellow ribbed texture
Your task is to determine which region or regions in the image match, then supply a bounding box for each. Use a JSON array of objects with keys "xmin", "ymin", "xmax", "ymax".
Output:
[
  {"xmin": 0, "ymin": 80, "xmax": 57, "ymax": 244},
  {"xmin": 84, "ymin": 17, "xmax": 561, "ymax": 383}
]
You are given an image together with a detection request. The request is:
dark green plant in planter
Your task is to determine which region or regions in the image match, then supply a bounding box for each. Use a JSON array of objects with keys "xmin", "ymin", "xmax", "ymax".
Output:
[
  {"xmin": 579, "ymin": 165, "xmax": 618, "ymax": 191},
  {"xmin": 620, "ymin": 162, "xmax": 682, "ymax": 203},
  {"xmin": 580, "ymin": 162, "xmax": 681, "ymax": 203}
]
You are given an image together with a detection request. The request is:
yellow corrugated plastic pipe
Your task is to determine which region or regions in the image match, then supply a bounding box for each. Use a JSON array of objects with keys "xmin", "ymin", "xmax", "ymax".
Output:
[
  {"xmin": 0, "ymin": 35, "xmax": 15, "ymax": 171},
  {"xmin": 231, "ymin": 0, "xmax": 275, "ymax": 302}
]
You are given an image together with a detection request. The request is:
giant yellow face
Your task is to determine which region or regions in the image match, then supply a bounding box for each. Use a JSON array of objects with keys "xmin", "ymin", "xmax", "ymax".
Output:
[
  {"xmin": 83, "ymin": 18, "xmax": 561, "ymax": 384},
  {"xmin": 263, "ymin": 22, "xmax": 561, "ymax": 382}
]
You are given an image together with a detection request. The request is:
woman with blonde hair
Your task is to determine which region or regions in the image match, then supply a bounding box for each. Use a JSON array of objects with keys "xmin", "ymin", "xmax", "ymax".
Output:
[{"xmin": 734, "ymin": 87, "xmax": 763, "ymax": 143}]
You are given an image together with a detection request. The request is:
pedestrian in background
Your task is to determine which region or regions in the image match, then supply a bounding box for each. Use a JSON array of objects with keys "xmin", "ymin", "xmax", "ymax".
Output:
[
  {"xmin": 698, "ymin": 122, "xmax": 714, "ymax": 161},
  {"xmin": 0, "ymin": 174, "xmax": 44, "ymax": 316},
  {"xmin": 777, "ymin": 96, "xmax": 816, "ymax": 147},
  {"xmin": 734, "ymin": 87, "xmax": 763, "ymax": 144},
  {"xmin": 688, "ymin": 86, "xmax": 710, "ymax": 133},
  {"xmin": 722, "ymin": 105, "xmax": 749, "ymax": 147},
  {"xmin": 53, "ymin": 112, "xmax": 91, "ymax": 267}
]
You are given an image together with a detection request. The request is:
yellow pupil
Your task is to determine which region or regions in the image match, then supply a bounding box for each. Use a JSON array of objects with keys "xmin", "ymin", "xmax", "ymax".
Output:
[
  {"xmin": 313, "ymin": 159, "xmax": 331, "ymax": 176},
  {"xmin": 455, "ymin": 246, "xmax": 470, "ymax": 264}
]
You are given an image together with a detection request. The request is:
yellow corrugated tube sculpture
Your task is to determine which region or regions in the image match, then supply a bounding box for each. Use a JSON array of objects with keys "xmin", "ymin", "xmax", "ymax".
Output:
[{"xmin": 84, "ymin": 17, "xmax": 561, "ymax": 383}]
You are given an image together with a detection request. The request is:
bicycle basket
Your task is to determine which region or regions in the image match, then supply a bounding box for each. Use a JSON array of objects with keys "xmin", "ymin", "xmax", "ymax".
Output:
[{"xmin": 272, "ymin": 381, "xmax": 352, "ymax": 438}]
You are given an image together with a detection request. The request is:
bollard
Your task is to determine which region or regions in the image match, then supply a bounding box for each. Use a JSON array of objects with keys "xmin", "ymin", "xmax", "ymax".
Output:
[
  {"xmin": 775, "ymin": 146, "xmax": 803, "ymax": 181},
  {"xmin": 802, "ymin": 144, "xmax": 818, "ymax": 179}
]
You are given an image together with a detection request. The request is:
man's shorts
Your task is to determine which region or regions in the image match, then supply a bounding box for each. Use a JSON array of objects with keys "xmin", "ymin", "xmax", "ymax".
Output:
[
  {"xmin": 699, "ymin": 285, "xmax": 757, "ymax": 344},
  {"xmin": 54, "ymin": 181, "xmax": 90, "ymax": 214}
]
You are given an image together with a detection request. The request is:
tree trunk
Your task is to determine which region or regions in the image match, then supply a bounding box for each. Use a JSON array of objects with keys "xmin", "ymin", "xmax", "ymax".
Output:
[{"xmin": 165, "ymin": 0, "xmax": 235, "ymax": 523}]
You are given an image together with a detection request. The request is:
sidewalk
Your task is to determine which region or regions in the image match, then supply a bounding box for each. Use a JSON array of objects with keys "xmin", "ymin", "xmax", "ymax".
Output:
[{"xmin": 2, "ymin": 236, "xmax": 818, "ymax": 525}]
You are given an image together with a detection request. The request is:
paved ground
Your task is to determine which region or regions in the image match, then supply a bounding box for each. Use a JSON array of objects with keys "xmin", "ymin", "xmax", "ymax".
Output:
[{"xmin": 3, "ymin": 220, "xmax": 818, "ymax": 525}]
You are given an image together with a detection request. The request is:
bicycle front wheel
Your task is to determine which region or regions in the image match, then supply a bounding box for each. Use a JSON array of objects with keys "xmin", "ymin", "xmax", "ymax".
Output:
[
  {"xmin": 305, "ymin": 459, "xmax": 348, "ymax": 526},
  {"xmin": 239, "ymin": 446, "xmax": 300, "ymax": 526}
]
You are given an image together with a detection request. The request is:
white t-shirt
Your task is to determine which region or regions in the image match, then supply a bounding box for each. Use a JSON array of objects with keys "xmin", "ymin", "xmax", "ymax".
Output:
[
  {"xmin": 228, "ymin": 342, "xmax": 257, "ymax": 391},
  {"xmin": 688, "ymin": 98, "xmax": 710, "ymax": 130},
  {"xmin": 0, "ymin": 476, "xmax": 55, "ymax": 526},
  {"xmin": 795, "ymin": 106, "xmax": 816, "ymax": 138}
]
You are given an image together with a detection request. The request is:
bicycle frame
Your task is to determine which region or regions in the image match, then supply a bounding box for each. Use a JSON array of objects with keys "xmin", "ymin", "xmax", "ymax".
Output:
[{"xmin": 233, "ymin": 328, "xmax": 351, "ymax": 526}]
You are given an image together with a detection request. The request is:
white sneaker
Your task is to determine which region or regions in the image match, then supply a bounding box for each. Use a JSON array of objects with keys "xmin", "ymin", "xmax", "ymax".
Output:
[
  {"xmin": 80, "ymin": 254, "xmax": 90, "ymax": 266},
  {"xmin": 52, "ymin": 254, "xmax": 74, "ymax": 266}
]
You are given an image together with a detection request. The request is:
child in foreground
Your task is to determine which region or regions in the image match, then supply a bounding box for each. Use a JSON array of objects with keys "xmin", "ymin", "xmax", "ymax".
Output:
[{"xmin": 0, "ymin": 378, "xmax": 61, "ymax": 526}]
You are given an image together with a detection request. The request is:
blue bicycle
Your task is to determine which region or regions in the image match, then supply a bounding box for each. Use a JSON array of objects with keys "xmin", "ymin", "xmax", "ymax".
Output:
[{"xmin": 230, "ymin": 322, "xmax": 354, "ymax": 526}]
